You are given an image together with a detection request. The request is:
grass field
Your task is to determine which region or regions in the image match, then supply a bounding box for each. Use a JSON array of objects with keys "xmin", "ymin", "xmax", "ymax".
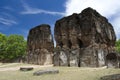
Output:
[{"xmin": 0, "ymin": 63, "xmax": 120, "ymax": 80}]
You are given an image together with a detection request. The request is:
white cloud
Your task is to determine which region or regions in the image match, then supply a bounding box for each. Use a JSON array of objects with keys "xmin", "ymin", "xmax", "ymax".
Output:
[
  {"xmin": 65, "ymin": 0, "xmax": 120, "ymax": 39},
  {"xmin": 65, "ymin": 0, "xmax": 120, "ymax": 17},
  {"xmin": 20, "ymin": 2, "xmax": 65, "ymax": 16},
  {"xmin": 0, "ymin": 17, "xmax": 17, "ymax": 26},
  {"xmin": 0, "ymin": 11, "xmax": 18, "ymax": 26},
  {"xmin": 3, "ymin": 6, "xmax": 14, "ymax": 11}
]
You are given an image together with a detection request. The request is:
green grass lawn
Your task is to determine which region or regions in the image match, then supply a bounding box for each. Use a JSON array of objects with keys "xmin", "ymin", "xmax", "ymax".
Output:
[{"xmin": 0, "ymin": 63, "xmax": 120, "ymax": 80}]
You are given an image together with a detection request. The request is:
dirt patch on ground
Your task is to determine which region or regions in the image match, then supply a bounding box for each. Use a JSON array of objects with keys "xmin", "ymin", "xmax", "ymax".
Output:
[
  {"xmin": 0, "ymin": 63, "xmax": 108, "ymax": 72},
  {"xmin": 0, "ymin": 63, "xmax": 53, "ymax": 71}
]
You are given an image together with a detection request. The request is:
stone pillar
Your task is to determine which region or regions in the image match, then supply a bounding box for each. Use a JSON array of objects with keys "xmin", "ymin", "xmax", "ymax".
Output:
[{"xmin": 27, "ymin": 24, "xmax": 54, "ymax": 65}]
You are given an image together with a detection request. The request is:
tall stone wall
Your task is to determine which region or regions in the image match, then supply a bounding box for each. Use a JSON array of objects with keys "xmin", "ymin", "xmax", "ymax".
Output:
[
  {"xmin": 26, "ymin": 7, "xmax": 117, "ymax": 67},
  {"xmin": 54, "ymin": 7, "xmax": 116, "ymax": 67},
  {"xmin": 27, "ymin": 24, "xmax": 54, "ymax": 65}
]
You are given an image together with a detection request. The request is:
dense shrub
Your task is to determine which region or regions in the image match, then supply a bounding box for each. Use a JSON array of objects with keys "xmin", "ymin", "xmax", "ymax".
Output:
[{"xmin": 0, "ymin": 33, "xmax": 26, "ymax": 62}]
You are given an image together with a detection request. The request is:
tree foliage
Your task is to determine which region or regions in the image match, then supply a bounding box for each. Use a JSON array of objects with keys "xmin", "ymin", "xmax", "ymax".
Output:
[
  {"xmin": 115, "ymin": 39, "xmax": 120, "ymax": 53},
  {"xmin": 0, "ymin": 33, "xmax": 27, "ymax": 62}
]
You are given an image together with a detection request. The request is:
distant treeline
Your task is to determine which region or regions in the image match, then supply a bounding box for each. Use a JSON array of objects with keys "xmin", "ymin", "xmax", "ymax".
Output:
[{"xmin": 0, "ymin": 33, "xmax": 26, "ymax": 62}]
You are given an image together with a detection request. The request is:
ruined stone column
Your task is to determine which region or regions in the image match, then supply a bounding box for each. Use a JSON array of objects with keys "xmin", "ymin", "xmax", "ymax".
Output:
[
  {"xmin": 54, "ymin": 7, "xmax": 116, "ymax": 67},
  {"xmin": 27, "ymin": 24, "xmax": 54, "ymax": 65}
]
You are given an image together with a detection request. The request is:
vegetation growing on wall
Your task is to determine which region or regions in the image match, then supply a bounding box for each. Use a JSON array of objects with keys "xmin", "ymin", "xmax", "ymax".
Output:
[{"xmin": 115, "ymin": 39, "xmax": 120, "ymax": 53}]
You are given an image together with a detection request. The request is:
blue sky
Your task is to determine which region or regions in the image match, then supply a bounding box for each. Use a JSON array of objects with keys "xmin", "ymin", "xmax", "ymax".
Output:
[{"xmin": 0, "ymin": 0, "xmax": 120, "ymax": 40}]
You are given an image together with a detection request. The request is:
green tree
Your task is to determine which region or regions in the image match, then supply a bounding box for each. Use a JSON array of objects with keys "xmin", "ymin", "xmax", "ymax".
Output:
[
  {"xmin": 0, "ymin": 33, "xmax": 27, "ymax": 62},
  {"xmin": 0, "ymin": 33, "xmax": 7, "ymax": 60},
  {"xmin": 6, "ymin": 34, "xmax": 27, "ymax": 60},
  {"xmin": 115, "ymin": 39, "xmax": 120, "ymax": 53}
]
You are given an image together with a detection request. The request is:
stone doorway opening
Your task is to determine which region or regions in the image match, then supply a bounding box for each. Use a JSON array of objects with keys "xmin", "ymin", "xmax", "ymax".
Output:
[
  {"xmin": 106, "ymin": 53, "xmax": 118, "ymax": 68},
  {"xmin": 77, "ymin": 39, "xmax": 84, "ymax": 67},
  {"xmin": 59, "ymin": 42, "xmax": 63, "ymax": 48},
  {"xmin": 68, "ymin": 40, "xmax": 72, "ymax": 49},
  {"xmin": 77, "ymin": 39, "xmax": 84, "ymax": 48}
]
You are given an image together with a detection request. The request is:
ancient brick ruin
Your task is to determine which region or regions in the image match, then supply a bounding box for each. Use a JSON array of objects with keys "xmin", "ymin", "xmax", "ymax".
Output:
[
  {"xmin": 27, "ymin": 24, "xmax": 54, "ymax": 65},
  {"xmin": 54, "ymin": 7, "xmax": 118, "ymax": 67},
  {"xmin": 27, "ymin": 7, "xmax": 119, "ymax": 68}
]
